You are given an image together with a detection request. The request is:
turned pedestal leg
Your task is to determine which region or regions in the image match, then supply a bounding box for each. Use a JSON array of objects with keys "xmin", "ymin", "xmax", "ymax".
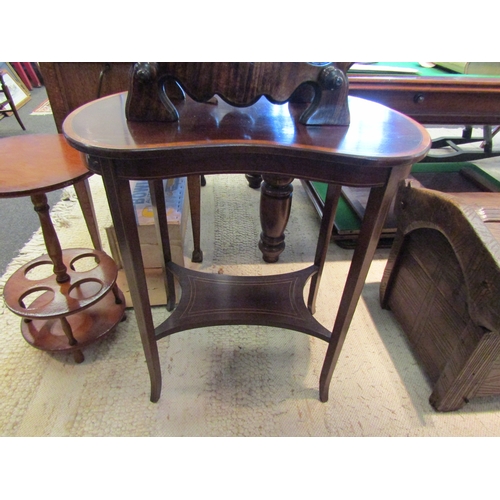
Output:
[
  {"xmin": 31, "ymin": 193, "xmax": 69, "ymax": 283},
  {"xmin": 30, "ymin": 192, "xmax": 84, "ymax": 362},
  {"xmin": 259, "ymin": 175, "xmax": 294, "ymax": 263},
  {"xmin": 245, "ymin": 174, "xmax": 262, "ymax": 189}
]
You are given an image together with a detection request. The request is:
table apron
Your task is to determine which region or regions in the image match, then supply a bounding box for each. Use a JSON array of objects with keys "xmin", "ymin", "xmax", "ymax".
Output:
[{"xmin": 87, "ymin": 153, "xmax": 416, "ymax": 188}]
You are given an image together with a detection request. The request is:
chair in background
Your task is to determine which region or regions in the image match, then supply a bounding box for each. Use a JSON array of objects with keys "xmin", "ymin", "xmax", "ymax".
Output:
[
  {"xmin": 0, "ymin": 71, "xmax": 26, "ymax": 130},
  {"xmin": 63, "ymin": 62, "xmax": 430, "ymax": 404}
]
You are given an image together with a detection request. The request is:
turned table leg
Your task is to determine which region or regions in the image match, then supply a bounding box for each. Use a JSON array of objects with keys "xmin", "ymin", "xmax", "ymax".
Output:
[
  {"xmin": 30, "ymin": 192, "xmax": 86, "ymax": 362},
  {"xmin": 31, "ymin": 192, "xmax": 70, "ymax": 283},
  {"xmin": 245, "ymin": 174, "xmax": 262, "ymax": 189},
  {"xmin": 60, "ymin": 316, "xmax": 85, "ymax": 363},
  {"xmin": 258, "ymin": 174, "xmax": 294, "ymax": 263}
]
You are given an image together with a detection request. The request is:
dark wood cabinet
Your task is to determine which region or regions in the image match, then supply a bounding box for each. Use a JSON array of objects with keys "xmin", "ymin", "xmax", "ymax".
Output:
[
  {"xmin": 40, "ymin": 63, "xmax": 133, "ymax": 131},
  {"xmin": 348, "ymin": 74, "xmax": 500, "ymax": 126}
]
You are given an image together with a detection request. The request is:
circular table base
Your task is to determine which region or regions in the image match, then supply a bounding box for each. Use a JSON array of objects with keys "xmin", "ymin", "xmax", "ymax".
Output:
[
  {"xmin": 4, "ymin": 248, "xmax": 120, "ymax": 319},
  {"xmin": 21, "ymin": 287, "xmax": 126, "ymax": 356}
]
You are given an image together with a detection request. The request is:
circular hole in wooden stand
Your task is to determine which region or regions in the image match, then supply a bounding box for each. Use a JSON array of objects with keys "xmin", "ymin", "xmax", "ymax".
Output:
[
  {"xmin": 68, "ymin": 278, "xmax": 103, "ymax": 300},
  {"xmin": 70, "ymin": 253, "xmax": 100, "ymax": 272},
  {"xmin": 19, "ymin": 287, "xmax": 54, "ymax": 310},
  {"xmin": 24, "ymin": 260, "xmax": 54, "ymax": 281}
]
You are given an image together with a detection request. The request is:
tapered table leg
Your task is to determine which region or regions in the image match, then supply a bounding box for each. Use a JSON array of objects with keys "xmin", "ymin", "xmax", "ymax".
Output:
[
  {"xmin": 187, "ymin": 175, "xmax": 203, "ymax": 263},
  {"xmin": 319, "ymin": 171, "xmax": 404, "ymax": 402},
  {"xmin": 73, "ymin": 177, "xmax": 103, "ymax": 251},
  {"xmin": 101, "ymin": 162, "xmax": 162, "ymax": 402}
]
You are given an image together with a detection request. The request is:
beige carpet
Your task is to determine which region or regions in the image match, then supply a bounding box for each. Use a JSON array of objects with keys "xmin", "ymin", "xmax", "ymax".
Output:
[{"xmin": 2, "ymin": 170, "xmax": 500, "ymax": 437}]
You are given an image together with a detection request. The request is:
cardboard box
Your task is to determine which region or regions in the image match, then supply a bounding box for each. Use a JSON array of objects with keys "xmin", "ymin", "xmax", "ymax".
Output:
[{"xmin": 106, "ymin": 178, "xmax": 189, "ymax": 306}]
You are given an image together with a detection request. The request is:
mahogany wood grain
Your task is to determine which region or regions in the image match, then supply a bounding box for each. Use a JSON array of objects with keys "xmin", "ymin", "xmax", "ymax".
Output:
[
  {"xmin": 155, "ymin": 263, "xmax": 332, "ymax": 341},
  {"xmin": 63, "ymin": 81, "xmax": 430, "ymax": 403},
  {"xmin": 64, "ymin": 94, "xmax": 428, "ymax": 170},
  {"xmin": 0, "ymin": 135, "xmax": 90, "ymax": 197},
  {"xmin": 126, "ymin": 62, "xmax": 351, "ymax": 126}
]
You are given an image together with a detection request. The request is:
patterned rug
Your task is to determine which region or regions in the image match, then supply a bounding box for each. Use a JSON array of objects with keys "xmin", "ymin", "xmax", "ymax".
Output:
[
  {"xmin": 2, "ymin": 173, "xmax": 500, "ymax": 437},
  {"xmin": 30, "ymin": 98, "xmax": 52, "ymax": 115}
]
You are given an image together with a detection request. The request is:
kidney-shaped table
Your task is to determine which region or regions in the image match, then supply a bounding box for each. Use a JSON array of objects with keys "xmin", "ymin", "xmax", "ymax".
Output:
[{"xmin": 63, "ymin": 92, "xmax": 430, "ymax": 403}]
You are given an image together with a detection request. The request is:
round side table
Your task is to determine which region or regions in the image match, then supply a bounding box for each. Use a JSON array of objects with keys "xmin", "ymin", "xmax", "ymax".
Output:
[{"xmin": 1, "ymin": 134, "xmax": 125, "ymax": 363}]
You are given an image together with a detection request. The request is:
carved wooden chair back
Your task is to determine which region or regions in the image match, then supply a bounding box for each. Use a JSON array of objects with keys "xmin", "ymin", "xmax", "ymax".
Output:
[
  {"xmin": 124, "ymin": 62, "xmax": 353, "ymax": 265},
  {"xmin": 125, "ymin": 62, "xmax": 352, "ymax": 126}
]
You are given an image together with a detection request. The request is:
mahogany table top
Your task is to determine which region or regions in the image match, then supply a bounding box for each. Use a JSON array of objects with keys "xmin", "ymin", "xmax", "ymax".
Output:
[
  {"xmin": 63, "ymin": 92, "xmax": 431, "ymax": 177},
  {"xmin": 0, "ymin": 134, "xmax": 90, "ymax": 198}
]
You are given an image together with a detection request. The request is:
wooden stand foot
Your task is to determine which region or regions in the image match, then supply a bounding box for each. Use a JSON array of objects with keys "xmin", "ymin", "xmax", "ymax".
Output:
[{"xmin": 73, "ymin": 349, "xmax": 85, "ymax": 364}]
